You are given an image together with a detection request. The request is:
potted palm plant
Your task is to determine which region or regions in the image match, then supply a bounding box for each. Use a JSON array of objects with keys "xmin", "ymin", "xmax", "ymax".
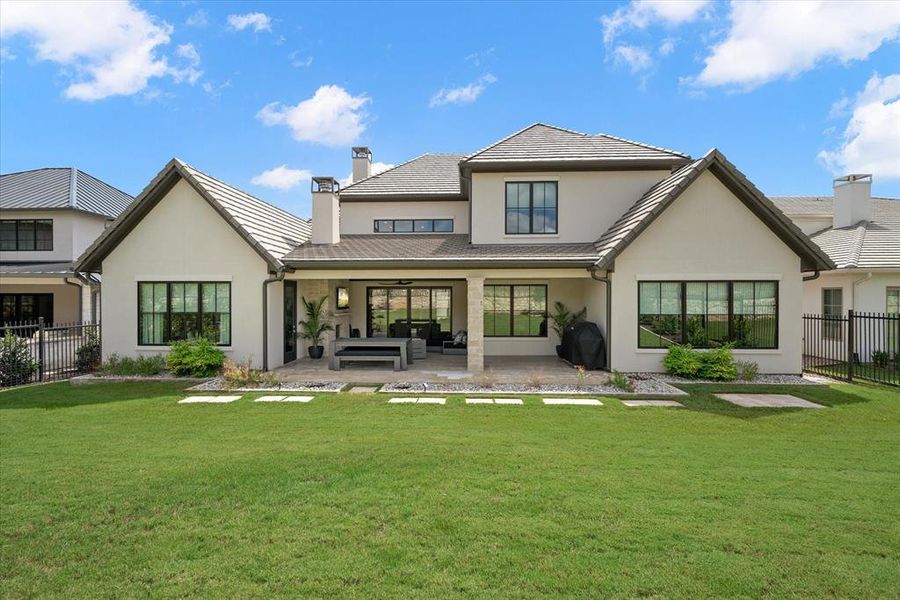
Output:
[
  {"xmin": 550, "ymin": 301, "xmax": 587, "ymax": 357},
  {"xmin": 298, "ymin": 295, "xmax": 334, "ymax": 359}
]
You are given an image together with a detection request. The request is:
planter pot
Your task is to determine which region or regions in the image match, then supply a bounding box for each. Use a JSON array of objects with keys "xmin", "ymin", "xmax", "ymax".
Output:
[
  {"xmin": 555, "ymin": 345, "xmax": 563, "ymax": 358},
  {"xmin": 308, "ymin": 345, "xmax": 324, "ymax": 359}
]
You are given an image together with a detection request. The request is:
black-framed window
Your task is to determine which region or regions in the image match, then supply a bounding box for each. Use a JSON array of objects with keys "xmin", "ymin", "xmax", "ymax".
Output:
[
  {"xmin": 374, "ymin": 218, "xmax": 453, "ymax": 233},
  {"xmin": 505, "ymin": 182, "xmax": 557, "ymax": 234},
  {"xmin": 138, "ymin": 282, "xmax": 231, "ymax": 346},
  {"xmin": 484, "ymin": 284, "xmax": 547, "ymax": 337},
  {"xmin": 822, "ymin": 288, "xmax": 843, "ymax": 339},
  {"xmin": 0, "ymin": 293, "xmax": 53, "ymax": 326},
  {"xmin": 0, "ymin": 219, "xmax": 53, "ymax": 251},
  {"xmin": 638, "ymin": 281, "xmax": 778, "ymax": 349}
]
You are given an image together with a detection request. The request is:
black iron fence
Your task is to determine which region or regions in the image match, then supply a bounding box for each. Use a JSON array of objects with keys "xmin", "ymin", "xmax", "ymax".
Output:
[
  {"xmin": 0, "ymin": 319, "xmax": 101, "ymax": 388},
  {"xmin": 803, "ymin": 311, "xmax": 899, "ymax": 387}
]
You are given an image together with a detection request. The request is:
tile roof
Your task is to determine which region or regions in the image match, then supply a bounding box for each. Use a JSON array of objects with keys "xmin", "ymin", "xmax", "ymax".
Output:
[
  {"xmin": 77, "ymin": 159, "xmax": 311, "ymax": 272},
  {"xmin": 463, "ymin": 123, "xmax": 690, "ymax": 166},
  {"xmin": 339, "ymin": 154, "xmax": 466, "ymax": 198},
  {"xmin": 803, "ymin": 199, "xmax": 900, "ymax": 269},
  {"xmin": 593, "ymin": 149, "xmax": 835, "ymax": 272},
  {"xmin": 283, "ymin": 234, "xmax": 600, "ymax": 267},
  {"xmin": 0, "ymin": 167, "xmax": 133, "ymax": 219}
]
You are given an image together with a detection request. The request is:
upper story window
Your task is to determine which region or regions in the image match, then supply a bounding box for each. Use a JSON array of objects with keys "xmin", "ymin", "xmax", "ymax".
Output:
[
  {"xmin": 0, "ymin": 219, "xmax": 53, "ymax": 251},
  {"xmin": 374, "ymin": 219, "xmax": 453, "ymax": 233},
  {"xmin": 505, "ymin": 182, "xmax": 557, "ymax": 235}
]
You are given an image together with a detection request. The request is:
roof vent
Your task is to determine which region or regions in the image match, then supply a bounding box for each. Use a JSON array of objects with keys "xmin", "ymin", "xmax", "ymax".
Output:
[{"xmin": 311, "ymin": 176, "xmax": 338, "ymax": 193}]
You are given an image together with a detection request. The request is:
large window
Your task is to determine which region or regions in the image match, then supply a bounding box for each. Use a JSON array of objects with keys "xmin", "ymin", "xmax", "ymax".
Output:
[
  {"xmin": 0, "ymin": 219, "xmax": 53, "ymax": 251},
  {"xmin": 638, "ymin": 281, "xmax": 778, "ymax": 349},
  {"xmin": 484, "ymin": 284, "xmax": 547, "ymax": 337},
  {"xmin": 374, "ymin": 219, "xmax": 453, "ymax": 233},
  {"xmin": 366, "ymin": 287, "xmax": 451, "ymax": 339},
  {"xmin": 505, "ymin": 182, "xmax": 557, "ymax": 234},
  {"xmin": 138, "ymin": 282, "xmax": 231, "ymax": 346},
  {"xmin": 822, "ymin": 288, "xmax": 843, "ymax": 339}
]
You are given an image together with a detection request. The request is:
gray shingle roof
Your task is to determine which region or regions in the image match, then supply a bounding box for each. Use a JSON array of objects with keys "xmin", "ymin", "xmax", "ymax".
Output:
[
  {"xmin": 0, "ymin": 168, "xmax": 133, "ymax": 219},
  {"xmin": 593, "ymin": 149, "xmax": 834, "ymax": 272},
  {"xmin": 463, "ymin": 123, "xmax": 690, "ymax": 166},
  {"xmin": 283, "ymin": 234, "xmax": 599, "ymax": 267},
  {"xmin": 804, "ymin": 199, "xmax": 900, "ymax": 269},
  {"xmin": 340, "ymin": 154, "xmax": 466, "ymax": 198},
  {"xmin": 77, "ymin": 159, "xmax": 311, "ymax": 272}
]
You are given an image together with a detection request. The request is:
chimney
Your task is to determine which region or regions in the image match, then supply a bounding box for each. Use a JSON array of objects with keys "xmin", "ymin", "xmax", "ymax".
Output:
[
  {"xmin": 352, "ymin": 147, "xmax": 372, "ymax": 182},
  {"xmin": 833, "ymin": 174, "xmax": 872, "ymax": 228},
  {"xmin": 311, "ymin": 177, "xmax": 340, "ymax": 244}
]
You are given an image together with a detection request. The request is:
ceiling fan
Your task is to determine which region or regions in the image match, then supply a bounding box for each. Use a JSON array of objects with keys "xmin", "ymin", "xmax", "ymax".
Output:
[{"xmin": 377, "ymin": 280, "xmax": 413, "ymax": 285}]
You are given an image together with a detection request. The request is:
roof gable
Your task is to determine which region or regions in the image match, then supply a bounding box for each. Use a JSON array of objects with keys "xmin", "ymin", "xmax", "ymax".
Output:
[
  {"xmin": 0, "ymin": 167, "xmax": 132, "ymax": 219},
  {"xmin": 339, "ymin": 153, "xmax": 466, "ymax": 199},
  {"xmin": 593, "ymin": 149, "xmax": 835, "ymax": 273},
  {"xmin": 77, "ymin": 159, "xmax": 310, "ymax": 272}
]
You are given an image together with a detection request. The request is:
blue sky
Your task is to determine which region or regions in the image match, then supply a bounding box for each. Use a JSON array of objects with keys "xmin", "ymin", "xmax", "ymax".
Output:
[{"xmin": 1, "ymin": 0, "xmax": 898, "ymax": 217}]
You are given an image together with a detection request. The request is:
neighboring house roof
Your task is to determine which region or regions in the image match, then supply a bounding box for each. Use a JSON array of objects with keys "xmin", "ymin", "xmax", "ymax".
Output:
[
  {"xmin": 339, "ymin": 154, "xmax": 466, "ymax": 200},
  {"xmin": 0, "ymin": 167, "xmax": 133, "ymax": 219},
  {"xmin": 77, "ymin": 159, "xmax": 311, "ymax": 272},
  {"xmin": 461, "ymin": 123, "xmax": 691, "ymax": 170},
  {"xmin": 593, "ymin": 149, "xmax": 835, "ymax": 273},
  {"xmin": 769, "ymin": 196, "xmax": 900, "ymax": 269},
  {"xmin": 0, "ymin": 261, "xmax": 100, "ymax": 283},
  {"xmin": 283, "ymin": 234, "xmax": 600, "ymax": 268}
]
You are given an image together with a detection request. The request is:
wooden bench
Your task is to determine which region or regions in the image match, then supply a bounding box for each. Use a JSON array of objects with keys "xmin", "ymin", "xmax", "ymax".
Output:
[{"xmin": 332, "ymin": 347, "xmax": 403, "ymax": 371}]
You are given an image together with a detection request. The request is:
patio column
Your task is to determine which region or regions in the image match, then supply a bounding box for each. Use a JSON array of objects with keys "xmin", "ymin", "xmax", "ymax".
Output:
[{"xmin": 466, "ymin": 276, "xmax": 484, "ymax": 372}]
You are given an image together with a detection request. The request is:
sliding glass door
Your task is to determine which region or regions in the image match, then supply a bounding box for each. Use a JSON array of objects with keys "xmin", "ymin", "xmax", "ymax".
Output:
[{"xmin": 366, "ymin": 287, "xmax": 451, "ymax": 340}]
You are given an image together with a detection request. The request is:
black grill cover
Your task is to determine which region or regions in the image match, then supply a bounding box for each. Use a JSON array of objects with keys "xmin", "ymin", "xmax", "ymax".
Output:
[{"xmin": 559, "ymin": 321, "xmax": 606, "ymax": 370}]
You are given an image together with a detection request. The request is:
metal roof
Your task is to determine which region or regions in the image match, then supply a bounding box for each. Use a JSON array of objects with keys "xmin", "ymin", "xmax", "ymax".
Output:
[
  {"xmin": 77, "ymin": 159, "xmax": 311, "ymax": 272},
  {"xmin": 593, "ymin": 149, "xmax": 835, "ymax": 272},
  {"xmin": 339, "ymin": 154, "xmax": 466, "ymax": 199},
  {"xmin": 462, "ymin": 123, "xmax": 690, "ymax": 167},
  {"xmin": 0, "ymin": 167, "xmax": 133, "ymax": 219},
  {"xmin": 0, "ymin": 261, "xmax": 76, "ymax": 277},
  {"xmin": 283, "ymin": 234, "xmax": 599, "ymax": 268}
]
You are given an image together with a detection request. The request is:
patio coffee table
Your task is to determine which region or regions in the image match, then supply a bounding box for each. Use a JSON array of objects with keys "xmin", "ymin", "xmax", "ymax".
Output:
[{"xmin": 330, "ymin": 337, "xmax": 413, "ymax": 371}]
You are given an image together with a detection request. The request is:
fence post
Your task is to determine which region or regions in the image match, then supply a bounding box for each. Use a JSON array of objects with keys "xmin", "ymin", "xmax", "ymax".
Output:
[
  {"xmin": 846, "ymin": 309, "xmax": 854, "ymax": 382},
  {"xmin": 37, "ymin": 317, "xmax": 45, "ymax": 382}
]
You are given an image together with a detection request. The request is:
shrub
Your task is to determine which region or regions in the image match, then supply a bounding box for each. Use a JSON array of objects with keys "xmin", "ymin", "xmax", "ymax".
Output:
[
  {"xmin": 697, "ymin": 345, "xmax": 737, "ymax": 381},
  {"xmin": 663, "ymin": 344, "xmax": 702, "ymax": 378},
  {"xmin": 609, "ymin": 369, "xmax": 635, "ymax": 393},
  {"xmin": 0, "ymin": 331, "xmax": 38, "ymax": 387},
  {"xmin": 734, "ymin": 360, "xmax": 759, "ymax": 381},
  {"xmin": 165, "ymin": 338, "xmax": 225, "ymax": 377},
  {"xmin": 222, "ymin": 358, "xmax": 279, "ymax": 390},
  {"xmin": 100, "ymin": 354, "xmax": 167, "ymax": 376},
  {"xmin": 872, "ymin": 351, "xmax": 889, "ymax": 368},
  {"xmin": 574, "ymin": 365, "xmax": 589, "ymax": 387},
  {"xmin": 526, "ymin": 368, "xmax": 545, "ymax": 389},
  {"xmin": 75, "ymin": 331, "xmax": 102, "ymax": 373}
]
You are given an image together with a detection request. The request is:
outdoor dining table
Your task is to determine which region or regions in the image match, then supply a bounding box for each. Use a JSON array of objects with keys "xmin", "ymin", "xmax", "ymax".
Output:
[{"xmin": 329, "ymin": 337, "xmax": 414, "ymax": 370}]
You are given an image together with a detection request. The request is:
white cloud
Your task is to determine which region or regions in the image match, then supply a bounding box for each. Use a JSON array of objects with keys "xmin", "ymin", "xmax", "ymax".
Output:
[
  {"xmin": 429, "ymin": 74, "xmax": 497, "ymax": 107},
  {"xmin": 339, "ymin": 161, "xmax": 395, "ymax": 188},
  {"xmin": 227, "ymin": 12, "xmax": 272, "ymax": 33},
  {"xmin": 289, "ymin": 51, "xmax": 313, "ymax": 67},
  {"xmin": 464, "ymin": 47, "xmax": 495, "ymax": 67},
  {"xmin": 602, "ymin": 0, "xmax": 711, "ymax": 44},
  {"xmin": 251, "ymin": 165, "xmax": 312, "ymax": 191},
  {"xmin": 818, "ymin": 73, "xmax": 900, "ymax": 180},
  {"xmin": 693, "ymin": 1, "xmax": 900, "ymax": 89},
  {"xmin": 0, "ymin": 0, "xmax": 186, "ymax": 101},
  {"xmin": 0, "ymin": 46, "xmax": 15, "ymax": 61},
  {"xmin": 613, "ymin": 45, "xmax": 653, "ymax": 73},
  {"xmin": 185, "ymin": 9, "xmax": 208, "ymax": 28},
  {"xmin": 257, "ymin": 85, "xmax": 370, "ymax": 146},
  {"xmin": 658, "ymin": 38, "xmax": 676, "ymax": 56},
  {"xmin": 202, "ymin": 79, "xmax": 231, "ymax": 98},
  {"xmin": 169, "ymin": 43, "xmax": 201, "ymax": 85}
]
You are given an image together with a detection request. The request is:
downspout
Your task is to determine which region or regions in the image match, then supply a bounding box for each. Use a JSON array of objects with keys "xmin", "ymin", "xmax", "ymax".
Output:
[
  {"xmin": 802, "ymin": 271, "xmax": 820, "ymax": 282},
  {"xmin": 589, "ymin": 266, "xmax": 612, "ymax": 371},
  {"xmin": 262, "ymin": 269, "xmax": 285, "ymax": 371},
  {"xmin": 63, "ymin": 277, "xmax": 83, "ymax": 323},
  {"xmin": 851, "ymin": 272, "xmax": 873, "ymax": 311}
]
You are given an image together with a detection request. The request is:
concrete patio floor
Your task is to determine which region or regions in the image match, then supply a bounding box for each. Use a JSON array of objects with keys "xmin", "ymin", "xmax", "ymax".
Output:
[{"xmin": 274, "ymin": 353, "xmax": 608, "ymax": 385}]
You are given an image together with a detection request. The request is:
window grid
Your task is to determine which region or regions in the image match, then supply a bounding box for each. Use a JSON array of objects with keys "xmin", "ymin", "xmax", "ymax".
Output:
[
  {"xmin": 138, "ymin": 282, "xmax": 231, "ymax": 346},
  {"xmin": 822, "ymin": 288, "xmax": 843, "ymax": 340},
  {"xmin": 0, "ymin": 219, "xmax": 53, "ymax": 251},
  {"xmin": 505, "ymin": 182, "xmax": 558, "ymax": 235},
  {"xmin": 484, "ymin": 284, "xmax": 548, "ymax": 338}
]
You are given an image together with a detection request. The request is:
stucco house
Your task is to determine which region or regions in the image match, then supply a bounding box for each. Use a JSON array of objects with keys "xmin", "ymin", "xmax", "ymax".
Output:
[
  {"xmin": 1, "ymin": 168, "xmax": 132, "ymax": 325},
  {"xmin": 78, "ymin": 123, "xmax": 839, "ymax": 374}
]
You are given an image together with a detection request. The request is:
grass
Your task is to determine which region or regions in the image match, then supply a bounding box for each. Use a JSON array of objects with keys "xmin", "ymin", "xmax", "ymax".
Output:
[{"xmin": 1, "ymin": 382, "xmax": 898, "ymax": 597}]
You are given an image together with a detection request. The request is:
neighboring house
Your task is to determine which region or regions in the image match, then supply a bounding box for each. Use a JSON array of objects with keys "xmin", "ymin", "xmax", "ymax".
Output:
[
  {"xmin": 771, "ymin": 176, "xmax": 900, "ymax": 319},
  {"xmin": 0, "ymin": 168, "xmax": 132, "ymax": 325},
  {"xmin": 78, "ymin": 123, "xmax": 835, "ymax": 373}
]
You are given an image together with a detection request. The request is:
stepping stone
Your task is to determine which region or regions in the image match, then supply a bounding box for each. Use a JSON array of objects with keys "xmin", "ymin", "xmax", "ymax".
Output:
[
  {"xmin": 543, "ymin": 398, "xmax": 603, "ymax": 406},
  {"xmin": 254, "ymin": 395, "xmax": 314, "ymax": 403},
  {"xmin": 622, "ymin": 400, "xmax": 684, "ymax": 407},
  {"xmin": 349, "ymin": 386, "xmax": 379, "ymax": 394},
  {"xmin": 715, "ymin": 393, "xmax": 825, "ymax": 408},
  {"xmin": 179, "ymin": 396, "xmax": 241, "ymax": 404},
  {"xmin": 466, "ymin": 398, "xmax": 494, "ymax": 404},
  {"xmin": 416, "ymin": 397, "xmax": 446, "ymax": 405},
  {"xmin": 494, "ymin": 398, "xmax": 523, "ymax": 405},
  {"xmin": 388, "ymin": 397, "xmax": 417, "ymax": 404}
]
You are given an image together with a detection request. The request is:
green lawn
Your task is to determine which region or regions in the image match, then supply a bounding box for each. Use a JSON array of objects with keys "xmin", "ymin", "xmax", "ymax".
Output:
[{"xmin": 1, "ymin": 382, "xmax": 898, "ymax": 598}]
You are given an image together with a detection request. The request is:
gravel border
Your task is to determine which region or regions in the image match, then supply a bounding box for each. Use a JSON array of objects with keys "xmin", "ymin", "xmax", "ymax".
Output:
[
  {"xmin": 380, "ymin": 377, "xmax": 685, "ymax": 396},
  {"xmin": 71, "ymin": 374, "xmax": 208, "ymax": 385},
  {"xmin": 644, "ymin": 373, "xmax": 830, "ymax": 385},
  {"xmin": 188, "ymin": 378, "xmax": 347, "ymax": 393}
]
